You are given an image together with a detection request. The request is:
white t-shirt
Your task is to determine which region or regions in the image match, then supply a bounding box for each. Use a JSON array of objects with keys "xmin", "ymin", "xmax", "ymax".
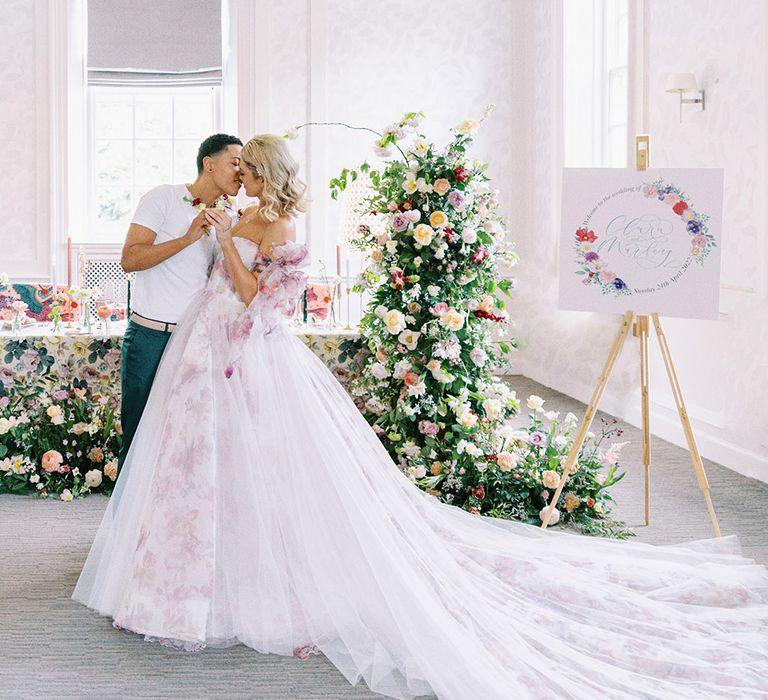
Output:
[{"xmin": 130, "ymin": 184, "xmax": 215, "ymax": 323}]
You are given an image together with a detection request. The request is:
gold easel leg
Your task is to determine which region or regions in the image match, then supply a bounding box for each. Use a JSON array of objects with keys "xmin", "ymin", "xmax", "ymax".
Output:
[
  {"xmin": 541, "ymin": 311, "xmax": 635, "ymax": 529},
  {"xmin": 651, "ymin": 313, "xmax": 721, "ymax": 537},
  {"xmin": 635, "ymin": 315, "xmax": 651, "ymax": 526}
]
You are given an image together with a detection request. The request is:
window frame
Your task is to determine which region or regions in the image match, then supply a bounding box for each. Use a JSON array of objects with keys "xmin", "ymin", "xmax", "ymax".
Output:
[{"xmin": 82, "ymin": 83, "xmax": 222, "ymax": 245}]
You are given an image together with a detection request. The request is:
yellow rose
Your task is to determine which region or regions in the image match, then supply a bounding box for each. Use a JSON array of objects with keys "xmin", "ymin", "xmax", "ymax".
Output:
[
  {"xmin": 413, "ymin": 224, "xmax": 435, "ymax": 246},
  {"xmin": 383, "ymin": 309, "xmax": 406, "ymax": 335},
  {"xmin": 429, "ymin": 211, "xmax": 448, "ymax": 228},
  {"xmin": 46, "ymin": 405, "xmax": 62, "ymax": 418},
  {"xmin": 440, "ymin": 308, "xmax": 464, "ymax": 331},
  {"xmin": 433, "ymin": 178, "xmax": 451, "ymax": 196}
]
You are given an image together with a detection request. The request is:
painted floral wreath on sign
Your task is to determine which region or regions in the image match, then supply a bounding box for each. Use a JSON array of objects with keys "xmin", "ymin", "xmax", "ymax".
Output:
[{"xmin": 574, "ymin": 178, "xmax": 716, "ymax": 298}]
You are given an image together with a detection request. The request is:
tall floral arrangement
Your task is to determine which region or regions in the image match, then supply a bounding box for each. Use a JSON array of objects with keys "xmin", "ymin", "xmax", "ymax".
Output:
[
  {"xmin": 322, "ymin": 109, "xmax": 523, "ymax": 509},
  {"xmin": 287, "ymin": 108, "xmax": 631, "ymax": 536}
]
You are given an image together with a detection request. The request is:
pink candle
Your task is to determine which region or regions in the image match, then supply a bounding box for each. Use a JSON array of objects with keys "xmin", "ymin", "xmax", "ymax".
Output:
[
  {"xmin": 67, "ymin": 237, "xmax": 72, "ymax": 287},
  {"xmin": 336, "ymin": 245, "xmax": 341, "ymax": 277}
]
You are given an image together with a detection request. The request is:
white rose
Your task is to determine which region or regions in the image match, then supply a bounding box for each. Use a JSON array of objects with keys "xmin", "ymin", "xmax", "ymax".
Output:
[
  {"xmin": 375, "ymin": 305, "xmax": 388, "ymax": 319},
  {"xmin": 405, "ymin": 209, "xmax": 421, "ymax": 223},
  {"xmin": 385, "ymin": 240, "xmax": 398, "ymax": 254},
  {"xmin": 383, "ymin": 310, "xmax": 406, "ymax": 335},
  {"xmin": 482, "ymin": 398, "xmax": 502, "ymax": 421},
  {"xmin": 60, "ymin": 489, "xmax": 74, "ymax": 502},
  {"xmin": 413, "ymin": 224, "xmax": 435, "ymax": 246},
  {"xmin": 370, "ymin": 362, "xmax": 390, "ymax": 379},
  {"xmin": 84, "ymin": 469, "xmax": 103, "ymax": 488},
  {"xmin": 526, "ymin": 395, "xmax": 545, "ymax": 412},
  {"xmin": 427, "ymin": 285, "xmax": 440, "ymax": 296},
  {"xmin": 413, "ymin": 465, "xmax": 427, "ymax": 479},
  {"xmin": 456, "ymin": 118, "xmax": 480, "ymax": 135},
  {"xmin": 0, "ymin": 418, "xmax": 11, "ymax": 435},
  {"xmin": 539, "ymin": 506, "xmax": 560, "ymax": 525},
  {"xmin": 461, "ymin": 229, "xmax": 477, "ymax": 244}
]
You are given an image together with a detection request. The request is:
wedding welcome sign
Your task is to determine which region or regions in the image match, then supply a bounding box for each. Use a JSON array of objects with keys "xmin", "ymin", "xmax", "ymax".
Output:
[{"xmin": 558, "ymin": 168, "xmax": 724, "ymax": 319}]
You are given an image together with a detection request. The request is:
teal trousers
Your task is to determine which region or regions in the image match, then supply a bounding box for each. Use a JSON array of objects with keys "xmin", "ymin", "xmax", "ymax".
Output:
[{"xmin": 117, "ymin": 320, "xmax": 172, "ymax": 470}]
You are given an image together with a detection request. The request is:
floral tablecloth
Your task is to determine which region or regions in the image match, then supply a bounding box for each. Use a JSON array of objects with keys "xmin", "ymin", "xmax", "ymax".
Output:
[{"xmin": 0, "ymin": 322, "xmax": 362, "ymax": 395}]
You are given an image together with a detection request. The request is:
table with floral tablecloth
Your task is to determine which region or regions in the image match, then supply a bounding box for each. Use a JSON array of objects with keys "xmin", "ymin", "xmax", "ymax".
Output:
[
  {"xmin": 0, "ymin": 322, "xmax": 363, "ymax": 497},
  {"xmin": 0, "ymin": 322, "xmax": 362, "ymax": 389}
]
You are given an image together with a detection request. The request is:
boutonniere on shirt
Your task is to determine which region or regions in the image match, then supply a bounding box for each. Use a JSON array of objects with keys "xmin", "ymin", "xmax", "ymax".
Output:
[{"xmin": 183, "ymin": 194, "xmax": 235, "ymax": 235}]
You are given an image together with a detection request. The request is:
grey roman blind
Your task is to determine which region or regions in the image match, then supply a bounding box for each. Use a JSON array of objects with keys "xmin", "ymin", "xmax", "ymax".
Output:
[{"xmin": 87, "ymin": 0, "xmax": 222, "ymax": 86}]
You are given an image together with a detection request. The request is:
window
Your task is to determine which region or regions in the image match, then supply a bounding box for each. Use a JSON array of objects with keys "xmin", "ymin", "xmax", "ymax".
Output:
[
  {"xmin": 563, "ymin": 0, "xmax": 629, "ymax": 168},
  {"xmin": 87, "ymin": 86, "xmax": 219, "ymax": 241}
]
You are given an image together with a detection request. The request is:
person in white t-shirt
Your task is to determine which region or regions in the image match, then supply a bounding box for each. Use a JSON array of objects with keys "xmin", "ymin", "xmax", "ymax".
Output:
[{"xmin": 117, "ymin": 134, "xmax": 243, "ymax": 469}]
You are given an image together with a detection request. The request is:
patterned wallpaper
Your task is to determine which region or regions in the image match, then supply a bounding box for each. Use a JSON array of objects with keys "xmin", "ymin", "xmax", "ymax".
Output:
[{"xmin": 0, "ymin": 0, "xmax": 39, "ymax": 267}]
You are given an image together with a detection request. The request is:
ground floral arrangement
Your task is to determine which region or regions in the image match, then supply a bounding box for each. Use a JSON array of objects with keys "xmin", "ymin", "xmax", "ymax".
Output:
[
  {"xmin": 290, "ymin": 108, "xmax": 632, "ymax": 537},
  {"xmin": 0, "ymin": 337, "xmax": 122, "ymax": 500}
]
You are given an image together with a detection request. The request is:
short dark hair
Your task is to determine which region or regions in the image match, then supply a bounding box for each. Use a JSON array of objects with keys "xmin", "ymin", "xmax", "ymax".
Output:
[{"xmin": 196, "ymin": 134, "xmax": 243, "ymax": 173}]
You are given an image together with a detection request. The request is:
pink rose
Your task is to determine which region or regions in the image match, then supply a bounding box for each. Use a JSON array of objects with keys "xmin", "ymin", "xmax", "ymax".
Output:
[
  {"xmin": 691, "ymin": 234, "xmax": 707, "ymax": 247},
  {"xmin": 431, "ymin": 302, "xmax": 449, "ymax": 317},
  {"xmin": 599, "ymin": 271, "xmax": 616, "ymax": 284}
]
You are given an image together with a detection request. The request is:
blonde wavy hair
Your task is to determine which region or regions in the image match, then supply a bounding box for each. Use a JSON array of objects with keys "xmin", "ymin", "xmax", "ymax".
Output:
[{"xmin": 241, "ymin": 134, "xmax": 308, "ymax": 222}]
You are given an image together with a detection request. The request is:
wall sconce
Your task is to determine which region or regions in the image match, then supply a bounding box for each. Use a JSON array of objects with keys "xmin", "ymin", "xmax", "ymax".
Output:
[{"xmin": 665, "ymin": 73, "xmax": 705, "ymax": 123}]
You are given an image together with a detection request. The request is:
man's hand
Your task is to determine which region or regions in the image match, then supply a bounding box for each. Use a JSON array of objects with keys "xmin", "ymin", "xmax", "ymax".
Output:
[{"xmin": 184, "ymin": 210, "xmax": 211, "ymax": 245}]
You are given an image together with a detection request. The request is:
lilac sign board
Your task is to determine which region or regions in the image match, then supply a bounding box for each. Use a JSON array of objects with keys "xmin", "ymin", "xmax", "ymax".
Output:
[{"xmin": 558, "ymin": 168, "xmax": 723, "ymax": 319}]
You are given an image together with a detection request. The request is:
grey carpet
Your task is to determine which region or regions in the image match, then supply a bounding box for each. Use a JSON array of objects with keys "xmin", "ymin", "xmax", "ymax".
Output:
[{"xmin": 1, "ymin": 375, "xmax": 766, "ymax": 699}]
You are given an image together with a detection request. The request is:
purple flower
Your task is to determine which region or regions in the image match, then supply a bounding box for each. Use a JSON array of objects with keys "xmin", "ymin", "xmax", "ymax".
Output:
[
  {"xmin": 447, "ymin": 190, "xmax": 466, "ymax": 210},
  {"xmin": 529, "ymin": 431, "xmax": 546, "ymax": 446},
  {"xmin": 584, "ymin": 251, "xmax": 599, "ymax": 262},
  {"xmin": 0, "ymin": 396, "xmax": 9, "ymax": 409},
  {"xmin": 418, "ymin": 420, "xmax": 440, "ymax": 436},
  {"xmin": 613, "ymin": 278, "xmax": 626, "ymax": 290},
  {"xmin": 392, "ymin": 213, "xmax": 410, "ymax": 233},
  {"xmin": 53, "ymin": 390, "xmax": 68, "ymax": 401},
  {"xmin": 686, "ymin": 220, "xmax": 702, "ymax": 235}
]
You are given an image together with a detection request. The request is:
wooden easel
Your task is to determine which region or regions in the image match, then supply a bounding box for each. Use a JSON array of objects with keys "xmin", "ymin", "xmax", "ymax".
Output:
[{"xmin": 541, "ymin": 136, "xmax": 721, "ymax": 537}]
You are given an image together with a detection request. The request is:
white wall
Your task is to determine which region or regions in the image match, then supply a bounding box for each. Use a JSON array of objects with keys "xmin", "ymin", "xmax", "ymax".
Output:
[{"xmin": 513, "ymin": 0, "xmax": 768, "ymax": 483}]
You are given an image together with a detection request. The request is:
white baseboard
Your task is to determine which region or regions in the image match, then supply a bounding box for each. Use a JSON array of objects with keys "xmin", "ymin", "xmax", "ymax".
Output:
[{"xmin": 517, "ymin": 367, "xmax": 768, "ymax": 485}]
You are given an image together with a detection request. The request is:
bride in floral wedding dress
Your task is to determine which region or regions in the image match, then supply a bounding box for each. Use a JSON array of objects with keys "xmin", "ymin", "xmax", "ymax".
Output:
[{"xmin": 73, "ymin": 135, "xmax": 768, "ymax": 700}]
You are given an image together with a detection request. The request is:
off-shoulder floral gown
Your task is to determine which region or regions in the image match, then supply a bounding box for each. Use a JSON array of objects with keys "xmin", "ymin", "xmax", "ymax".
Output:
[{"xmin": 73, "ymin": 237, "xmax": 768, "ymax": 700}]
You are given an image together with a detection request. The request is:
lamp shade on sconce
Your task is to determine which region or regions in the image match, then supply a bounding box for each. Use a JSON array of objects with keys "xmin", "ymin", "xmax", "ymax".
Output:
[{"xmin": 665, "ymin": 72, "xmax": 698, "ymax": 93}]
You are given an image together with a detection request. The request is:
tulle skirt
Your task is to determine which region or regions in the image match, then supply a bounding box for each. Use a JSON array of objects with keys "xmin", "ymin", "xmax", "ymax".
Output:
[{"xmin": 73, "ymin": 293, "xmax": 768, "ymax": 699}]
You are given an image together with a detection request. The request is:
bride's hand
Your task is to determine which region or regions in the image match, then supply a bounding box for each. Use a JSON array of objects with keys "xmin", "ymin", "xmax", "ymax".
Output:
[{"xmin": 205, "ymin": 209, "xmax": 233, "ymax": 243}]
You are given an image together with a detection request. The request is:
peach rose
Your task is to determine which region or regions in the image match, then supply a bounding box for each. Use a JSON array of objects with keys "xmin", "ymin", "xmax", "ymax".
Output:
[
  {"xmin": 103, "ymin": 460, "xmax": 118, "ymax": 481},
  {"xmin": 542, "ymin": 470, "xmax": 561, "ymax": 489},
  {"xmin": 429, "ymin": 210, "xmax": 448, "ymax": 228},
  {"xmin": 41, "ymin": 450, "xmax": 64, "ymax": 473},
  {"xmin": 433, "ymin": 178, "xmax": 451, "ymax": 196},
  {"xmin": 563, "ymin": 492, "xmax": 581, "ymax": 513}
]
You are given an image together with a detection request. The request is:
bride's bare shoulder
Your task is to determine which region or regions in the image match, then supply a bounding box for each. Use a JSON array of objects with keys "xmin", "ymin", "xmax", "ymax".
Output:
[{"xmin": 264, "ymin": 216, "xmax": 296, "ymax": 244}]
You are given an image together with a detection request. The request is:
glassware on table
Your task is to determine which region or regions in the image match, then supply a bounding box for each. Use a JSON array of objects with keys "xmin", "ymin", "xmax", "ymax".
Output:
[
  {"xmin": 96, "ymin": 299, "xmax": 113, "ymax": 336},
  {"xmin": 10, "ymin": 301, "xmax": 28, "ymax": 336}
]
